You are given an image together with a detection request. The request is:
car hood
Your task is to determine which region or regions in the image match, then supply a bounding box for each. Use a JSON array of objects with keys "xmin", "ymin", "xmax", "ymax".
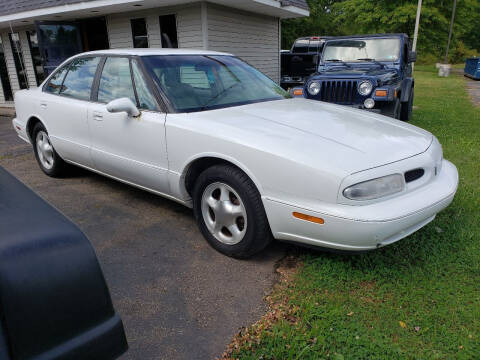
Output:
[{"xmin": 190, "ymin": 98, "xmax": 433, "ymax": 175}]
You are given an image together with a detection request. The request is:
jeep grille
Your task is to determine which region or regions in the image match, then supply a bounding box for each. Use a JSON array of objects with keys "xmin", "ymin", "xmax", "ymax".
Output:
[{"xmin": 316, "ymin": 80, "xmax": 359, "ymax": 105}]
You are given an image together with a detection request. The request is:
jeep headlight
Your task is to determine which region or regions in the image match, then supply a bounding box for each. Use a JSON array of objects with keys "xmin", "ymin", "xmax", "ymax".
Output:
[
  {"xmin": 308, "ymin": 81, "xmax": 321, "ymax": 96},
  {"xmin": 343, "ymin": 174, "xmax": 404, "ymax": 201},
  {"xmin": 358, "ymin": 80, "xmax": 373, "ymax": 96}
]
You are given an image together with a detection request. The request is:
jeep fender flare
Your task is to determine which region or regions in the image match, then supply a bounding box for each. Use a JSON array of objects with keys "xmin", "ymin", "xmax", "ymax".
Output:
[{"xmin": 400, "ymin": 78, "xmax": 414, "ymax": 102}]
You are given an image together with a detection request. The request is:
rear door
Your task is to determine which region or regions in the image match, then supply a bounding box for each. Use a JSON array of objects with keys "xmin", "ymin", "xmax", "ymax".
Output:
[
  {"xmin": 40, "ymin": 56, "xmax": 101, "ymax": 167},
  {"xmin": 88, "ymin": 56, "xmax": 169, "ymax": 193}
]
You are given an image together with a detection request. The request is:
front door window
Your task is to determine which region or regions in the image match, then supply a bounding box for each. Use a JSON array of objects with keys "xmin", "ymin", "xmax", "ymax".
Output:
[{"xmin": 97, "ymin": 57, "xmax": 136, "ymax": 104}]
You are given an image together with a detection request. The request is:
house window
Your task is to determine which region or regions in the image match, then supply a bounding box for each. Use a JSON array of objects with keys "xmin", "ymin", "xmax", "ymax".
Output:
[
  {"xmin": 9, "ymin": 33, "xmax": 29, "ymax": 89},
  {"xmin": 131, "ymin": 18, "xmax": 149, "ymax": 48},
  {"xmin": 159, "ymin": 15, "xmax": 178, "ymax": 48},
  {"xmin": 0, "ymin": 36, "xmax": 13, "ymax": 101},
  {"xmin": 27, "ymin": 30, "xmax": 45, "ymax": 86}
]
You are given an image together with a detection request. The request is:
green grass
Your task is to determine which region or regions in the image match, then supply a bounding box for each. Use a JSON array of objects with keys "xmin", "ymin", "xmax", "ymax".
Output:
[{"xmin": 232, "ymin": 70, "xmax": 480, "ymax": 359}]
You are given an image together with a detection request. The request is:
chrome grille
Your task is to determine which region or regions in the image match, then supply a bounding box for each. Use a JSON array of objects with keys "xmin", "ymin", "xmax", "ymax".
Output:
[{"xmin": 317, "ymin": 80, "xmax": 358, "ymax": 105}]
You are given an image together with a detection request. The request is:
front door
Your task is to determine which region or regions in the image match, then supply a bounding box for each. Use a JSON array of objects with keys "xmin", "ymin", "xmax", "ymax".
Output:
[
  {"xmin": 35, "ymin": 21, "xmax": 83, "ymax": 75},
  {"xmin": 88, "ymin": 56, "xmax": 169, "ymax": 194}
]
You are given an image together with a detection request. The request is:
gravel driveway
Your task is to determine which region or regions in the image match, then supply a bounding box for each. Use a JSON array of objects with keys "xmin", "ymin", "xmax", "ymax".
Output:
[{"xmin": 0, "ymin": 116, "xmax": 286, "ymax": 359}]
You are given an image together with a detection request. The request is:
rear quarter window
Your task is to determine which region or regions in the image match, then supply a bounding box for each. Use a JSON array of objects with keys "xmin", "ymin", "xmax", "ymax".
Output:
[{"xmin": 44, "ymin": 64, "xmax": 70, "ymax": 94}]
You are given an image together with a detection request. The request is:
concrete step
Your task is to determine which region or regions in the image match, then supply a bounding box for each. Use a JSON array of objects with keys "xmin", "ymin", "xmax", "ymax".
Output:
[{"xmin": 0, "ymin": 107, "xmax": 16, "ymax": 117}]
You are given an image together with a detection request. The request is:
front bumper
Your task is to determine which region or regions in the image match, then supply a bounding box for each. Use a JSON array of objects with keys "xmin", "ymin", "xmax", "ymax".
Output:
[{"xmin": 263, "ymin": 160, "xmax": 458, "ymax": 251}]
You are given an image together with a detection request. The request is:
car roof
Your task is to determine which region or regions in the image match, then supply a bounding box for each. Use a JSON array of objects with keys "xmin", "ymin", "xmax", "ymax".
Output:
[
  {"xmin": 79, "ymin": 48, "xmax": 233, "ymax": 57},
  {"xmin": 324, "ymin": 33, "xmax": 409, "ymax": 41},
  {"xmin": 295, "ymin": 36, "xmax": 334, "ymax": 41}
]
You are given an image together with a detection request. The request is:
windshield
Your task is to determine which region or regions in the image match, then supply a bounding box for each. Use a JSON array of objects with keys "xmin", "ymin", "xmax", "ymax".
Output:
[
  {"xmin": 322, "ymin": 38, "xmax": 401, "ymax": 63},
  {"xmin": 142, "ymin": 55, "xmax": 290, "ymax": 112}
]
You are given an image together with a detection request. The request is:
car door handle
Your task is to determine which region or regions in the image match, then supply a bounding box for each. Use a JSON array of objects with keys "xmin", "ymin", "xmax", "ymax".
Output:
[
  {"xmin": 93, "ymin": 112, "xmax": 103, "ymax": 121},
  {"xmin": 40, "ymin": 102, "xmax": 47, "ymax": 109}
]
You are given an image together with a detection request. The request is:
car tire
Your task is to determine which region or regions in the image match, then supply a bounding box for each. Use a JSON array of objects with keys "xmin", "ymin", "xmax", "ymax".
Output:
[
  {"xmin": 193, "ymin": 164, "xmax": 272, "ymax": 259},
  {"xmin": 382, "ymin": 97, "xmax": 401, "ymax": 119},
  {"xmin": 400, "ymin": 88, "xmax": 414, "ymax": 122},
  {"xmin": 32, "ymin": 123, "xmax": 69, "ymax": 177}
]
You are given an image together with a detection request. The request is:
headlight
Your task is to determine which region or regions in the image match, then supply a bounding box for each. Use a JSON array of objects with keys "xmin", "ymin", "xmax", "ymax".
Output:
[
  {"xmin": 343, "ymin": 174, "xmax": 404, "ymax": 201},
  {"xmin": 358, "ymin": 81, "xmax": 373, "ymax": 96},
  {"xmin": 308, "ymin": 82, "xmax": 321, "ymax": 96}
]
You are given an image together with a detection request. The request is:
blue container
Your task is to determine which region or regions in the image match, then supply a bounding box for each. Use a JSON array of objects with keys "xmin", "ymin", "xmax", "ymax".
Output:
[{"xmin": 464, "ymin": 57, "xmax": 480, "ymax": 80}]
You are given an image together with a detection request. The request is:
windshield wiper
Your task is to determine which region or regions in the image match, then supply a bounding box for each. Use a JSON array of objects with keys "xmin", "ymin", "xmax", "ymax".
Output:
[
  {"xmin": 356, "ymin": 58, "xmax": 385, "ymax": 68},
  {"xmin": 325, "ymin": 59, "xmax": 352, "ymax": 68},
  {"xmin": 200, "ymin": 82, "xmax": 243, "ymax": 111}
]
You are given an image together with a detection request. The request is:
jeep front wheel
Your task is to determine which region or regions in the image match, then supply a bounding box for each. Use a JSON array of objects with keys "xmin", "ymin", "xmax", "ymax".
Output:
[{"xmin": 400, "ymin": 88, "xmax": 414, "ymax": 122}]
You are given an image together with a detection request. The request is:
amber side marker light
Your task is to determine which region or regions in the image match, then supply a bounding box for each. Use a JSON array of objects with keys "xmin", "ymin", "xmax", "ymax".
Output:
[
  {"xmin": 293, "ymin": 89, "xmax": 304, "ymax": 96},
  {"xmin": 293, "ymin": 212, "xmax": 325, "ymax": 224},
  {"xmin": 375, "ymin": 90, "xmax": 387, "ymax": 97}
]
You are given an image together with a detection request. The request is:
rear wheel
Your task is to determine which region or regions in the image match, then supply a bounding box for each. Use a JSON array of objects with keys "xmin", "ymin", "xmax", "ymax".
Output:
[
  {"xmin": 400, "ymin": 88, "xmax": 414, "ymax": 122},
  {"xmin": 32, "ymin": 123, "xmax": 69, "ymax": 177},
  {"xmin": 193, "ymin": 164, "xmax": 272, "ymax": 258}
]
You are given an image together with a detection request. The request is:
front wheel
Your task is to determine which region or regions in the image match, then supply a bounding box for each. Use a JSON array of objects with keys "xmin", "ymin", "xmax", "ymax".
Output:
[
  {"xmin": 193, "ymin": 164, "xmax": 272, "ymax": 258},
  {"xmin": 400, "ymin": 88, "xmax": 414, "ymax": 122},
  {"xmin": 381, "ymin": 98, "xmax": 401, "ymax": 119}
]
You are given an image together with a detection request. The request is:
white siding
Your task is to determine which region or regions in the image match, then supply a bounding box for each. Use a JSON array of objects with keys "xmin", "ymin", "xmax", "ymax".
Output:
[
  {"xmin": 1, "ymin": 32, "xmax": 20, "ymax": 93},
  {"xmin": 206, "ymin": 3, "xmax": 280, "ymax": 82},
  {"xmin": 19, "ymin": 30, "xmax": 37, "ymax": 88},
  {"xmin": 176, "ymin": 4, "xmax": 203, "ymax": 49},
  {"xmin": 106, "ymin": 4, "xmax": 204, "ymax": 50}
]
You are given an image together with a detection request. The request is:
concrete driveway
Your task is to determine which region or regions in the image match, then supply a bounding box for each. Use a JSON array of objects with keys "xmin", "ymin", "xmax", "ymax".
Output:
[{"xmin": 0, "ymin": 116, "xmax": 286, "ymax": 359}]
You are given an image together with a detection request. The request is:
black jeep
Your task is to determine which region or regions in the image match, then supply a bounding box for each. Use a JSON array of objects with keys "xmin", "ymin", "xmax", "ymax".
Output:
[{"xmin": 296, "ymin": 34, "xmax": 417, "ymax": 121}]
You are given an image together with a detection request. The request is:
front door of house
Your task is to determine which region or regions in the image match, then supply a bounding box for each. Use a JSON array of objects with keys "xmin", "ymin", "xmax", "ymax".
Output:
[{"xmin": 35, "ymin": 21, "xmax": 83, "ymax": 75}]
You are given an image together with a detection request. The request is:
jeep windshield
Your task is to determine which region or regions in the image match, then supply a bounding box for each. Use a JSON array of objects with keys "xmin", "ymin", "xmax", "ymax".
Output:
[
  {"xmin": 142, "ymin": 55, "xmax": 290, "ymax": 113},
  {"xmin": 322, "ymin": 38, "xmax": 401, "ymax": 63}
]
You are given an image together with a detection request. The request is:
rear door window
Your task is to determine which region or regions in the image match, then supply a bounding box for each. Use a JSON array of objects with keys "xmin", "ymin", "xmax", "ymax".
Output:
[{"xmin": 60, "ymin": 57, "xmax": 100, "ymax": 101}]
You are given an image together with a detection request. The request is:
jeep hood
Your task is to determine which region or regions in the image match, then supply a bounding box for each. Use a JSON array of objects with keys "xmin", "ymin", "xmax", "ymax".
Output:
[
  {"xmin": 316, "ymin": 66, "xmax": 399, "ymax": 84},
  {"xmin": 189, "ymin": 98, "xmax": 433, "ymax": 175}
]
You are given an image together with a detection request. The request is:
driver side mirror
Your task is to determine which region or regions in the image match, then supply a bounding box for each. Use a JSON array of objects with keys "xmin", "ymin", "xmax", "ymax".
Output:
[
  {"xmin": 106, "ymin": 98, "xmax": 140, "ymax": 117},
  {"xmin": 408, "ymin": 51, "xmax": 417, "ymax": 63}
]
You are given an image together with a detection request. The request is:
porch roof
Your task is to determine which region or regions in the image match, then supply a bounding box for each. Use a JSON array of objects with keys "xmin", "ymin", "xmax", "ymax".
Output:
[{"xmin": 0, "ymin": 0, "xmax": 309, "ymax": 29}]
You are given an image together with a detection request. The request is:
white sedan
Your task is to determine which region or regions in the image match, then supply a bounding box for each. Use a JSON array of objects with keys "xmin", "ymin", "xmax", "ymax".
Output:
[{"xmin": 13, "ymin": 49, "xmax": 458, "ymax": 258}]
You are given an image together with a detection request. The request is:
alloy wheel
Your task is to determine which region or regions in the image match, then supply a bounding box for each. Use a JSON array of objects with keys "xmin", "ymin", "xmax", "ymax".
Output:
[
  {"xmin": 36, "ymin": 131, "xmax": 54, "ymax": 170},
  {"xmin": 201, "ymin": 182, "xmax": 247, "ymax": 245}
]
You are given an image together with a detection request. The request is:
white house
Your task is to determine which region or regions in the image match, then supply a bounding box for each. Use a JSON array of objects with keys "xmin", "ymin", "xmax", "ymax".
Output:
[{"xmin": 0, "ymin": 0, "xmax": 309, "ymax": 108}]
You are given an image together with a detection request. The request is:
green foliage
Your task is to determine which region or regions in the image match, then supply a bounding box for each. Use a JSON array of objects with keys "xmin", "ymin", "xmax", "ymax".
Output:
[
  {"xmin": 282, "ymin": 0, "xmax": 480, "ymax": 63},
  {"xmin": 234, "ymin": 69, "xmax": 480, "ymax": 359}
]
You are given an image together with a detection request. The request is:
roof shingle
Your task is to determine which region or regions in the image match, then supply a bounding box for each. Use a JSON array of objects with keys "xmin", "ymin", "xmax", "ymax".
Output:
[
  {"xmin": 0, "ymin": 0, "xmax": 309, "ymax": 17},
  {"xmin": 281, "ymin": 0, "xmax": 310, "ymax": 10}
]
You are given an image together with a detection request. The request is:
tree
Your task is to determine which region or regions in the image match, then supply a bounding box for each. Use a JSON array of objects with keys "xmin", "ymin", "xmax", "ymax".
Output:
[{"xmin": 282, "ymin": 0, "xmax": 480, "ymax": 63}]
